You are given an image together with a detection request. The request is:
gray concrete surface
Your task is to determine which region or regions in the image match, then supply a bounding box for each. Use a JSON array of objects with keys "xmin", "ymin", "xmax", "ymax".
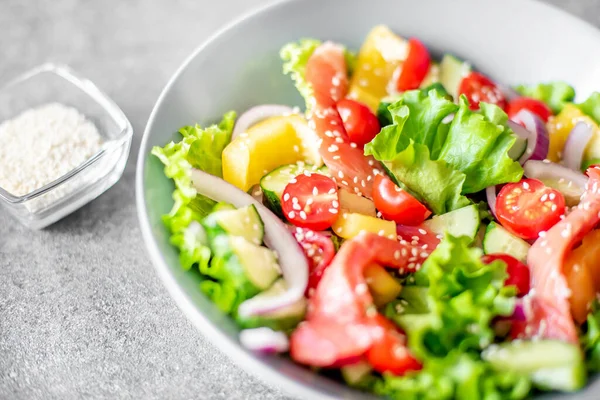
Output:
[{"xmin": 0, "ymin": 0, "xmax": 598, "ymax": 399}]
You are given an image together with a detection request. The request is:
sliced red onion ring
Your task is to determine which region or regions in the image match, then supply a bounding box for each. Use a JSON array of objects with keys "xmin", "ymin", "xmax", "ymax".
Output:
[
  {"xmin": 240, "ymin": 327, "xmax": 289, "ymax": 353},
  {"xmin": 563, "ymin": 122, "xmax": 594, "ymax": 171},
  {"xmin": 486, "ymin": 186, "xmax": 498, "ymax": 219},
  {"xmin": 523, "ymin": 160, "xmax": 588, "ymax": 206},
  {"xmin": 511, "ymin": 110, "xmax": 549, "ymax": 163},
  {"xmin": 190, "ymin": 168, "xmax": 308, "ymax": 317},
  {"xmin": 232, "ymin": 105, "xmax": 296, "ymax": 140}
]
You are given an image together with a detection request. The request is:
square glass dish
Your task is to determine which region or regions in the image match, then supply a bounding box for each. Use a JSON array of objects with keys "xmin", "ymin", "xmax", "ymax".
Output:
[{"xmin": 0, "ymin": 64, "xmax": 132, "ymax": 229}]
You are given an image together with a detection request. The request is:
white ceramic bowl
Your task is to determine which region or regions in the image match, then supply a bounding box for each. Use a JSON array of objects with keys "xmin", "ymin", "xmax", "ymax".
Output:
[{"xmin": 137, "ymin": 1, "xmax": 600, "ymax": 398}]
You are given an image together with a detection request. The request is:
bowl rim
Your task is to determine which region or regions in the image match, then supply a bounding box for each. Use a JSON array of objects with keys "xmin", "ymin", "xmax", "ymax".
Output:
[{"xmin": 136, "ymin": 0, "xmax": 600, "ymax": 399}]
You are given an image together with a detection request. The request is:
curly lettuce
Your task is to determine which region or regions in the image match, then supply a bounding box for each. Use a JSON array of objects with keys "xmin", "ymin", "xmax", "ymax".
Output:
[
  {"xmin": 515, "ymin": 81, "xmax": 575, "ymax": 114},
  {"xmin": 373, "ymin": 235, "xmax": 526, "ymax": 400},
  {"xmin": 152, "ymin": 112, "xmax": 235, "ymax": 302},
  {"xmin": 365, "ymin": 89, "xmax": 522, "ymax": 214}
]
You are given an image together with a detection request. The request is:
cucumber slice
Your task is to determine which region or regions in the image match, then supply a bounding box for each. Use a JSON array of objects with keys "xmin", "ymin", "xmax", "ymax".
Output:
[
  {"xmin": 483, "ymin": 340, "xmax": 586, "ymax": 392},
  {"xmin": 483, "ymin": 222, "xmax": 530, "ymax": 263},
  {"xmin": 237, "ymin": 279, "xmax": 306, "ymax": 330},
  {"xmin": 423, "ymin": 204, "xmax": 479, "ymax": 240},
  {"xmin": 260, "ymin": 163, "xmax": 324, "ymax": 217},
  {"xmin": 203, "ymin": 204, "xmax": 264, "ymax": 245},
  {"xmin": 508, "ymin": 135, "xmax": 528, "ymax": 160},
  {"xmin": 229, "ymin": 236, "xmax": 280, "ymax": 290},
  {"xmin": 540, "ymin": 177, "xmax": 584, "ymax": 207},
  {"xmin": 439, "ymin": 54, "xmax": 471, "ymax": 100},
  {"xmin": 341, "ymin": 361, "xmax": 373, "ymax": 386}
]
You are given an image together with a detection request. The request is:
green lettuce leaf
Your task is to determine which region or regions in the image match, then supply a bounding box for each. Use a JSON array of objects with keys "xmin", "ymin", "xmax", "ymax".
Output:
[
  {"xmin": 280, "ymin": 39, "xmax": 357, "ymax": 108},
  {"xmin": 380, "ymin": 142, "xmax": 471, "ymax": 215},
  {"xmin": 515, "ymin": 81, "xmax": 575, "ymax": 114},
  {"xmin": 152, "ymin": 112, "xmax": 235, "ymax": 296},
  {"xmin": 576, "ymin": 92, "xmax": 600, "ymax": 125},
  {"xmin": 375, "ymin": 235, "xmax": 526, "ymax": 400},
  {"xmin": 582, "ymin": 301, "xmax": 600, "ymax": 372},
  {"xmin": 374, "ymin": 352, "xmax": 531, "ymax": 400},
  {"xmin": 365, "ymin": 90, "xmax": 522, "ymax": 213}
]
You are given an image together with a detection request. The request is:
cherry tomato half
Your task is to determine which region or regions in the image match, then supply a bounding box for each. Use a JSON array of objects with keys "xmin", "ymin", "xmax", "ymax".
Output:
[
  {"xmin": 507, "ymin": 97, "xmax": 553, "ymax": 123},
  {"xmin": 290, "ymin": 227, "xmax": 335, "ymax": 296},
  {"xmin": 372, "ymin": 175, "xmax": 431, "ymax": 226},
  {"xmin": 495, "ymin": 179, "xmax": 566, "ymax": 240},
  {"xmin": 336, "ymin": 99, "xmax": 381, "ymax": 146},
  {"xmin": 395, "ymin": 37, "xmax": 431, "ymax": 92},
  {"xmin": 458, "ymin": 72, "xmax": 507, "ymax": 111},
  {"xmin": 282, "ymin": 173, "xmax": 340, "ymax": 231},
  {"xmin": 481, "ymin": 253, "xmax": 531, "ymax": 296}
]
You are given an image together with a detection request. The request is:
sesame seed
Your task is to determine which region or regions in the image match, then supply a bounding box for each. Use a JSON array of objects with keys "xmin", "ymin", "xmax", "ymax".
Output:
[
  {"xmin": 377, "ymin": 211, "xmax": 382, "ymax": 218},
  {"xmin": 551, "ymin": 204, "xmax": 557, "ymax": 211},
  {"xmin": 328, "ymin": 144, "xmax": 339, "ymax": 152},
  {"xmin": 540, "ymin": 194, "xmax": 548, "ymax": 202},
  {"xmin": 522, "ymin": 181, "xmax": 530, "ymax": 190},
  {"xmin": 333, "ymin": 155, "xmax": 341, "ymax": 160},
  {"xmin": 361, "ymin": 180, "xmax": 366, "ymax": 188},
  {"xmin": 355, "ymin": 283, "xmax": 368, "ymax": 294},
  {"xmin": 288, "ymin": 211, "xmax": 296, "ymax": 219},
  {"xmin": 418, "ymin": 229, "xmax": 427, "ymax": 235},
  {"xmin": 411, "ymin": 248, "xmax": 418, "ymax": 257},
  {"xmin": 407, "ymin": 262, "xmax": 416, "ymax": 269},
  {"xmin": 353, "ymin": 187, "xmax": 361, "ymax": 194},
  {"xmin": 306, "ymin": 198, "xmax": 314, "ymax": 205},
  {"xmin": 368, "ymin": 160, "xmax": 374, "ymax": 166},
  {"xmin": 328, "ymin": 208, "xmax": 338, "ymax": 214},
  {"xmin": 338, "ymin": 171, "xmax": 344, "ymax": 179},
  {"xmin": 420, "ymin": 252, "xmax": 428, "ymax": 258},
  {"xmin": 342, "ymin": 180, "xmax": 349, "ymax": 186},
  {"xmin": 378, "ymin": 230, "xmax": 385, "ymax": 236},
  {"xmin": 292, "ymin": 203, "xmax": 301, "ymax": 210},
  {"xmin": 350, "ymin": 142, "xmax": 358, "ymax": 148},
  {"xmin": 353, "ymin": 177, "xmax": 358, "ymax": 184},
  {"xmin": 336, "ymin": 227, "xmax": 342, "ymax": 233},
  {"xmin": 401, "ymin": 248, "xmax": 408, "ymax": 257},
  {"xmin": 367, "ymin": 175, "xmax": 372, "ymax": 181},
  {"xmin": 394, "ymin": 250, "xmax": 401, "ymax": 260},
  {"xmin": 549, "ymin": 193, "xmax": 556, "ymax": 200},
  {"xmin": 411, "ymin": 236, "xmax": 419, "ymax": 241},
  {"xmin": 292, "ymin": 197, "xmax": 299, "ymax": 203},
  {"xmin": 312, "ymin": 187, "xmax": 318, "ymax": 196},
  {"xmin": 300, "ymin": 211, "xmax": 307, "ymax": 220},
  {"xmin": 303, "ymin": 171, "xmax": 312, "ymax": 177},
  {"xmin": 538, "ymin": 231, "xmax": 546, "ymax": 238},
  {"xmin": 290, "ymin": 178, "xmax": 297, "ymax": 184},
  {"xmin": 293, "ymin": 145, "xmax": 300, "ymax": 153},
  {"xmin": 335, "ymin": 137, "xmax": 344, "ymax": 143},
  {"xmin": 324, "ymin": 130, "xmax": 334, "ymax": 137},
  {"xmin": 328, "ymin": 188, "xmax": 336, "ymax": 194},
  {"xmin": 332, "ymin": 200, "xmax": 339, "ymax": 208}
]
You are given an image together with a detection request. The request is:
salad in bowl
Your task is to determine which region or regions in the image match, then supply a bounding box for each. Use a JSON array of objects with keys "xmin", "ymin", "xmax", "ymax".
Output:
[{"xmin": 152, "ymin": 25, "xmax": 600, "ymax": 399}]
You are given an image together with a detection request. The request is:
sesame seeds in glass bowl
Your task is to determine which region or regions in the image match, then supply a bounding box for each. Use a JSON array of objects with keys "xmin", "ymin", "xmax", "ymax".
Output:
[{"xmin": 0, "ymin": 64, "xmax": 132, "ymax": 229}]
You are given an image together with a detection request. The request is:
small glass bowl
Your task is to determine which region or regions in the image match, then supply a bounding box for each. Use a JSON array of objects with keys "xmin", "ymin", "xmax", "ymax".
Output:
[{"xmin": 0, "ymin": 64, "xmax": 133, "ymax": 229}]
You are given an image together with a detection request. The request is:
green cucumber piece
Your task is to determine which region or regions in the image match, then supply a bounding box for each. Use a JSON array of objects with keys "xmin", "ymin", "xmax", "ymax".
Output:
[
  {"xmin": 203, "ymin": 204, "xmax": 264, "ymax": 245},
  {"xmin": 508, "ymin": 135, "xmax": 528, "ymax": 160},
  {"xmin": 483, "ymin": 222, "xmax": 530, "ymax": 263},
  {"xmin": 483, "ymin": 340, "xmax": 586, "ymax": 392},
  {"xmin": 439, "ymin": 54, "xmax": 472, "ymax": 100},
  {"xmin": 228, "ymin": 236, "xmax": 280, "ymax": 290},
  {"xmin": 236, "ymin": 279, "xmax": 306, "ymax": 330},
  {"xmin": 423, "ymin": 204, "xmax": 479, "ymax": 240},
  {"xmin": 341, "ymin": 361, "xmax": 373, "ymax": 386},
  {"xmin": 260, "ymin": 163, "xmax": 325, "ymax": 217}
]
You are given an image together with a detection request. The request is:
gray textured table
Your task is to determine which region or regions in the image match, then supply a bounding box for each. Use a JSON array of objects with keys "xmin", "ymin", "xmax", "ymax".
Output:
[{"xmin": 1, "ymin": 1, "xmax": 599, "ymax": 399}]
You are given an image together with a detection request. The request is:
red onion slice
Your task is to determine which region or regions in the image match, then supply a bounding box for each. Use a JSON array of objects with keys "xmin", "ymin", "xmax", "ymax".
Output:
[
  {"xmin": 511, "ymin": 110, "xmax": 549, "ymax": 163},
  {"xmin": 486, "ymin": 186, "xmax": 498, "ymax": 219},
  {"xmin": 523, "ymin": 160, "xmax": 587, "ymax": 206},
  {"xmin": 232, "ymin": 105, "xmax": 296, "ymax": 140},
  {"xmin": 240, "ymin": 327, "xmax": 289, "ymax": 353},
  {"xmin": 563, "ymin": 122, "xmax": 594, "ymax": 171},
  {"xmin": 190, "ymin": 168, "xmax": 308, "ymax": 317}
]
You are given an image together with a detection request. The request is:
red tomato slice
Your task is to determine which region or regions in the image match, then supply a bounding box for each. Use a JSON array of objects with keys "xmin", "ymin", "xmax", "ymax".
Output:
[
  {"xmin": 396, "ymin": 224, "xmax": 440, "ymax": 255},
  {"xmin": 496, "ymin": 179, "xmax": 566, "ymax": 240},
  {"xmin": 306, "ymin": 43, "xmax": 383, "ymax": 198},
  {"xmin": 282, "ymin": 174, "xmax": 339, "ymax": 231},
  {"xmin": 395, "ymin": 38, "xmax": 431, "ymax": 91},
  {"xmin": 372, "ymin": 175, "xmax": 431, "ymax": 226},
  {"xmin": 481, "ymin": 253, "xmax": 530, "ymax": 296},
  {"xmin": 521, "ymin": 166, "xmax": 600, "ymax": 343},
  {"xmin": 290, "ymin": 232, "xmax": 423, "ymax": 373},
  {"xmin": 507, "ymin": 97, "xmax": 553, "ymax": 123},
  {"xmin": 337, "ymin": 99, "xmax": 381, "ymax": 146},
  {"xmin": 290, "ymin": 227, "xmax": 335, "ymax": 296},
  {"xmin": 458, "ymin": 72, "xmax": 507, "ymax": 111},
  {"xmin": 305, "ymin": 42, "xmax": 348, "ymax": 107},
  {"xmin": 366, "ymin": 315, "xmax": 422, "ymax": 375}
]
